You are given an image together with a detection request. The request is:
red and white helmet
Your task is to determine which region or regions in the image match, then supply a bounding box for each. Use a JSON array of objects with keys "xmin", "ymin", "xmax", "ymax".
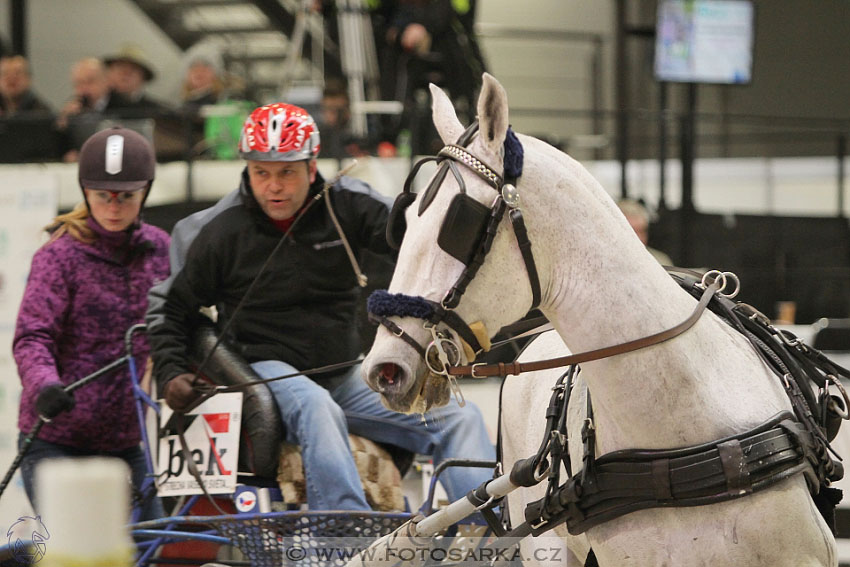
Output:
[{"xmin": 238, "ymin": 103, "xmax": 321, "ymax": 161}]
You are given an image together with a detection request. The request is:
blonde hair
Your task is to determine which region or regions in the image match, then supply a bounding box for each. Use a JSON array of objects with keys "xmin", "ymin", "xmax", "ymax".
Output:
[{"xmin": 45, "ymin": 202, "xmax": 95, "ymax": 244}]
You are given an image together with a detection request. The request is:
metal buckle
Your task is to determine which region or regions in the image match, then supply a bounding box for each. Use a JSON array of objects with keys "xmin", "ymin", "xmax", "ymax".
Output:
[
  {"xmin": 826, "ymin": 374, "xmax": 850, "ymax": 420},
  {"xmin": 470, "ymin": 363, "xmax": 487, "ymax": 378},
  {"xmin": 475, "ymin": 495, "xmax": 496, "ymax": 511},
  {"xmin": 777, "ymin": 328, "xmax": 802, "ymax": 348}
]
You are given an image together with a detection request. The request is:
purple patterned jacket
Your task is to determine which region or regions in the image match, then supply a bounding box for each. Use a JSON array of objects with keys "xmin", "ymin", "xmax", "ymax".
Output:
[{"xmin": 14, "ymin": 223, "xmax": 170, "ymax": 451}]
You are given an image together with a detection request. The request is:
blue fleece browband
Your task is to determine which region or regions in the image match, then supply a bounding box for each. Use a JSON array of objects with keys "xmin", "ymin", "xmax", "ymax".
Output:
[
  {"xmin": 368, "ymin": 289, "xmax": 434, "ymax": 319},
  {"xmin": 504, "ymin": 127, "xmax": 524, "ymax": 180}
]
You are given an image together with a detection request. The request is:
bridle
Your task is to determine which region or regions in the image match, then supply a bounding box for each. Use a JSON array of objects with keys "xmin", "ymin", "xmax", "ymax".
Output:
[
  {"xmin": 367, "ymin": 124, "xmax": 737, "ymax": 396},
  {"xmin": 367, "ymin": 122, "xmax": 541, "ymax": 401}
]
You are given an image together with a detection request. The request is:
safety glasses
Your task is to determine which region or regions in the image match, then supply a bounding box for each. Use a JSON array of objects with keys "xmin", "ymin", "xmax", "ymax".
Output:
[{"xmin": 86, "ymin": 189, "xmax": 144, "ymax": 206}]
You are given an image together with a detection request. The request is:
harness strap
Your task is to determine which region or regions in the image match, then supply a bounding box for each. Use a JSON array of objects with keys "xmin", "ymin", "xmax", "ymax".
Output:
[
  {"xmin": 451, "ymin": 279, "xmax": 721, "ymax": 377},
  {"xmin": 508, "ymin": 367, "xmax": 575, "ymax": 488},
  {"xmin": 522, "ymin": 412, "xmax": 814, "ymax": 536},
  {"xmin": 508, "ymin": 207, "xmax": 541, "ymax": 310},
  {"xmin": 430, "ymin": 303, "xmax": 484, "ymax": 355},
  {"xmin": 368, "ymin": 314, "xmax": 427, "ymax": 358},
  {"xmin": 465, "ymin": 481, "xmax": 507, "ymax": 536},
  {"xmin": 682, "ymin": 275, "xmax": 845, "ymax": 483}
]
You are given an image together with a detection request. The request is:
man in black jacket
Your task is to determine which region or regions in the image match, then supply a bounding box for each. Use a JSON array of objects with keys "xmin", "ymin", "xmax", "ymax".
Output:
[{"xmin": 147, "ymin": 102, "xmax": 494, "ymax": 511}]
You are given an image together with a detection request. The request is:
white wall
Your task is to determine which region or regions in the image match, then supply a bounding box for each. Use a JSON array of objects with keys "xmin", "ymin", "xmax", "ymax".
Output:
[{"xmin": 476, "ymin": 1, "xmax": 615, "ymax": 147}]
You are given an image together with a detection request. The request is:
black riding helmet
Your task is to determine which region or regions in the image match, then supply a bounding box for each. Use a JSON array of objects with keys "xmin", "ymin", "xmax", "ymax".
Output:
[{"xmin": 78, "ymin": 126, "xmax": 155, "ymax": 206}]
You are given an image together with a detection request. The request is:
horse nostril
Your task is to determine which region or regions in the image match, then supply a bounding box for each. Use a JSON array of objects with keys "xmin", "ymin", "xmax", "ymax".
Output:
[{"xmin": 379, "ymin": 363, "xmax": 398, "ymax": 385}]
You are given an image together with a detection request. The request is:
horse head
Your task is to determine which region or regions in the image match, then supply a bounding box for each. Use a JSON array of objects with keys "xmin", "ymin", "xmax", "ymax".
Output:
[{"xmin": 363, "ymin": 74, "xmax": 546, "ymax": 413}]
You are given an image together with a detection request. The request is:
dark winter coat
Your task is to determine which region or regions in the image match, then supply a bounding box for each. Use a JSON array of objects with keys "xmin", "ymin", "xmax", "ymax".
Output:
[{"xmin": 147, "ymin": 169, "xmax": 394, "ymax": 389}]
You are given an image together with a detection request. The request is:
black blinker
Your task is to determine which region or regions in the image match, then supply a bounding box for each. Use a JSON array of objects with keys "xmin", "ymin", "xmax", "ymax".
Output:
[
  {"xmin": 438, "ymin": 193, "xmax": 491, "ymax": 265},
  {"xmin": 384, "ymin": 121, "xmax": 481, "ymax": 250}
]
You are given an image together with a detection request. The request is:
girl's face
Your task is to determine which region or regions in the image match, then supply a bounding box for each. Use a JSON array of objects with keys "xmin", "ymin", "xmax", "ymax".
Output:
[{"xmin": 84, "ymin": 188, "xmax": 144, "ymax": 231}]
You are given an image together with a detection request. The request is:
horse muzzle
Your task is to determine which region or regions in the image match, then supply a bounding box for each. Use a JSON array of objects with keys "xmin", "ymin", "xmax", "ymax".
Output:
[{"xmin": 362, "ymin": 343, "xmax": 453, "ymax": 414}]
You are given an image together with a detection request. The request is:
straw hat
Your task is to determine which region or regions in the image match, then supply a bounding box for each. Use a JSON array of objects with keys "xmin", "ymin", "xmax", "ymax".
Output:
[{"xmin": 103, "ymin": 44, "xmax": 156, "ymax": 82}]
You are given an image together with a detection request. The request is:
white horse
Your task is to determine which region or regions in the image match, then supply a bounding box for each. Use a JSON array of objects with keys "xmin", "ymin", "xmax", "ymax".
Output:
[{"xmin": 362, "ymin": 73, "xmax": 837, "ymax": 566}]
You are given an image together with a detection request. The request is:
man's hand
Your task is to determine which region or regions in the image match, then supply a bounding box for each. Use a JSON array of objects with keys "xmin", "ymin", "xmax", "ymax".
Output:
[
  {"xmin": 36, "ymin": 384, "xmax": 75, "ymax": 420},
  {"xmin": 163, "ymin": 373, "xmax": 202, "ymax": 412}
]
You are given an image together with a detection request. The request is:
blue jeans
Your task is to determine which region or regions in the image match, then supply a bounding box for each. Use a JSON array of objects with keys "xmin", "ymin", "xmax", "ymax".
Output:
[
  {"xmin": 253, "ymin": 360, "xmax": 496, "ymax": 511},
  {"xmin": 17, "ymin": 434, "xmax": 164, "ymax": 522}
]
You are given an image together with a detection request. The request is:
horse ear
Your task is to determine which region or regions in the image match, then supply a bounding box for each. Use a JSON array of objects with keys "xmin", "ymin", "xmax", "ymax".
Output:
[
  {"xmin": 477, "ymin": 73, "xmax": 509, "ymax": 154},
  {"xmin": 430, "ymin": 83, "xmax": 464, "ymax": 144}
]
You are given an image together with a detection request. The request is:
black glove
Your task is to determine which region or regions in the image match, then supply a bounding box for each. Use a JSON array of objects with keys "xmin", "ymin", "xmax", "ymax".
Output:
[
  {"xmin": 163, "ymin": 373, "xmax": 203, "ymax": 413},
  {"xmin": 36, "ymin": 384, "xmax": 75, "ymax": 420}
]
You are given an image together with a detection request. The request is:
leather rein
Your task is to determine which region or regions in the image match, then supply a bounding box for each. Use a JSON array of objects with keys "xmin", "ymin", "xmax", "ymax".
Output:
[{"xmin": 453, "ymin": 274, "xmax": 722, "ymax": 378}]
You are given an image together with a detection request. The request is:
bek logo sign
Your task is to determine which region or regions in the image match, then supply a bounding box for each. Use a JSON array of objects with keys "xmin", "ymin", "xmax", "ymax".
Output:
[
  {"xmin": 6, "ymin": 516, "xmax": 49, "ymax": 565},
  {"xmin": 156, "ymin": 392, "xmax": 242, "ymax": 496}
]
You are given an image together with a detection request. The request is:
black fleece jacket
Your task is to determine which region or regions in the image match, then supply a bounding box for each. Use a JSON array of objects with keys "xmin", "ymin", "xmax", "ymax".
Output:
[{"xmin": 148, "ymin": 169, "xmax": 394, "ymax": 387}]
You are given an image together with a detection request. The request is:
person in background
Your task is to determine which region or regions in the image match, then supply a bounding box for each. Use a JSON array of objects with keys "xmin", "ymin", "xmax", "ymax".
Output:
[
  {"xmin": 318, "ymin": 77, "xmax": 372, "ymax": 159},
  {"xmin": 56, "ymin": 57, "xmax": 136, "ymax": 161},
  {"xmin": 178, "ymin": 41, "xmax": 242, "ymax": 152},
  {"xmin": 14, "ymin": 127, "xmax": 170, "ymax": 520},
  {"xmin": 369, "ymin": 0, "xmax": 487, "ymax": 151},
  {"xmin": 180, "ymin": 46, "xmax": 226, "ymax": 114},
  {"xmin": 58, "ymin": 58, "xmax": 132, "ymax": 125},
  {"xmin": 0, "ymin": 55, "xmax": 51, "ymax": 116},
  {"xmin": 104, "ymin": 44, "xmax": 170, "ymax": 114},
  {"xmin": 147, "ymin": 102, "xmax": 495, "ymax": 511},
  {"xmin": 617, "ymin": 198, "xmax": 673, "ymax": 266}
]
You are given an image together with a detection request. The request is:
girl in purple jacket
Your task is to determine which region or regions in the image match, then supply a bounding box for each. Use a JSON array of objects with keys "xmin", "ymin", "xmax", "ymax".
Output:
[{"xmin": 13, "ymin": 127, "xmax": 170, "ymax": 520}]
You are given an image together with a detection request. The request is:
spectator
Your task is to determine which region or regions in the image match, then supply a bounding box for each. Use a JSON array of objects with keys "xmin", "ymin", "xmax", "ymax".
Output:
[
  {"xmin": 146, "ymin": 102, "xmax": 495, "ymax": 511},
  {"xmin": 177, "ymin": 41, "xmax": 241, "ymax": 154},
  {"xmin": 104, "ymin": 44, "xmax": 170, "ymax": 114},
  {"xmin": 56, "ymin": 57, "xmax": 140, "ymax": 161},
  {"xmin": 180, "ymin": 43, "xmax": 227, "ymax": 114},
  {"xmin": 370, "ymin": 0, "xmax": 487, "ymax": 150},
  {"xmin": 58, "ymin": 58, "xmax": 133, "ymax": 127},
  {"xmin": 0, "ymin": 55, "xmax": 51, "ymax": 116},
  {"xmin": 318, "ymin": 77, "xmax": 372, "ymax": 159},
  {"xmin": 617, "ymin": 198, "xmax": 673, "ymax": 265},
  {"xmin": 14, "ymin": 127, "xmax": 170, "ymax": 521}
]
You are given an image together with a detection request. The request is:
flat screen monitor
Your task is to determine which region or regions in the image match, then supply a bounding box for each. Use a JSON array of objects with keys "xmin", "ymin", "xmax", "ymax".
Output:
[{"xmin": 654, "ymin": 0, "xmax": 754, "ymax": 84}]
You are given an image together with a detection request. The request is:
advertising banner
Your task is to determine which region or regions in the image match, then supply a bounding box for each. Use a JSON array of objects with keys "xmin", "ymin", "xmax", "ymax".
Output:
[{"xmin": 155, "ymin": 392, "xmax": 242, "ymax": 496}]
